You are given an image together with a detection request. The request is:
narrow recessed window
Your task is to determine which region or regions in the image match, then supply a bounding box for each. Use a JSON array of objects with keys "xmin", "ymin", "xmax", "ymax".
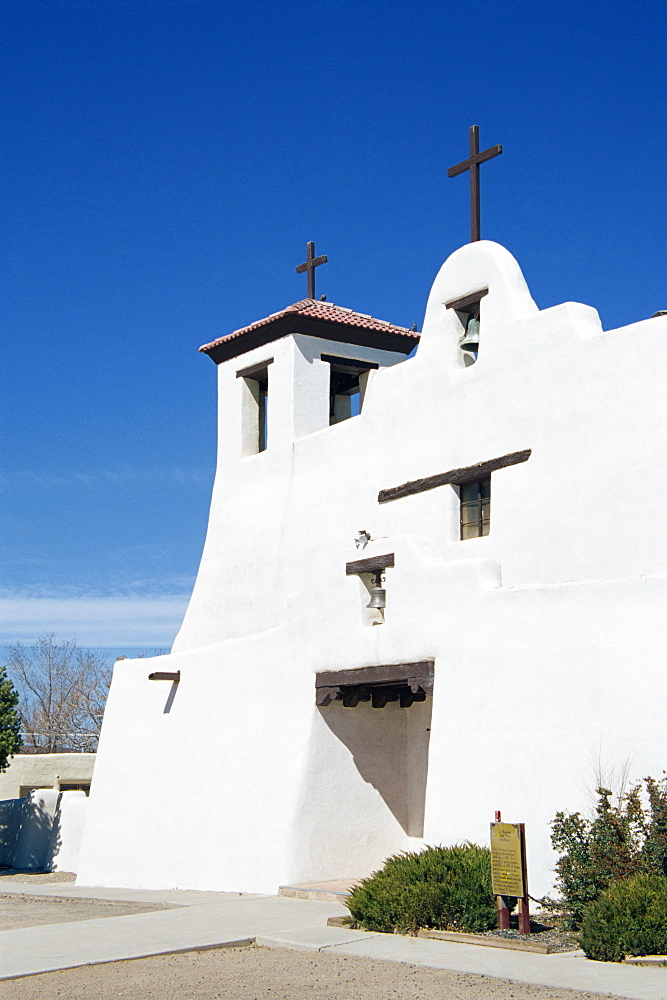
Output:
[
  {"xmin": 237, "ymin": 360, "xmax": 272, "ymax": 455},
  {"xmin": 256, "ymin": 371, "xmax": 268, "ymax": 451},
  {"xmin": 460, "ymin": 477, "xmax": 490, "ymax": 539},
  {"xmin": 322, "ymin": 355, "xmax": 378, "ymax": 425}
]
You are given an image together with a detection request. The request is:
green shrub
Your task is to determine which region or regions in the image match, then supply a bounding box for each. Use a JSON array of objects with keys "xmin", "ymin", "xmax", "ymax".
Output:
[
  {"xmin": 551, "ymin": 776, "xmax": 667, "ymax": 929},
  {"xmin": 0, "ymin": 666, "xmax": 22, "ymax": 772},
  {"xmin": 580, "ymin": 873, "xmax": 667, "ymax": 962},
  {"xmin": 346, "ymin": 843, "xmax": 503, "ymax": 935},
  {"xmin": 634, "ymin": 777, "xmax": 667, "ymax": 878}
]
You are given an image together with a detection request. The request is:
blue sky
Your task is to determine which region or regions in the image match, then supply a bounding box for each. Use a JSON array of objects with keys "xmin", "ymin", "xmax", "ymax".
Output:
[{"xmin": 2, "ymin": 0, "xmax": 665, "ymax": 654}]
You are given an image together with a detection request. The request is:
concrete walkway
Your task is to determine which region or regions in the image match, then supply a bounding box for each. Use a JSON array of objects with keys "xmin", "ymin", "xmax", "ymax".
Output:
[{"xmin": 0, "ymin": 881, "xmax": 665, "ymax": 999}]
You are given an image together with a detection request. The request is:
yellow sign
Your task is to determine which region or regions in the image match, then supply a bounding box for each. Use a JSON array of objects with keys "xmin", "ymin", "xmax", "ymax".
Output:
[{"xmin": 490, "ymin": 823, "xmax": 525, "ymax": 897}]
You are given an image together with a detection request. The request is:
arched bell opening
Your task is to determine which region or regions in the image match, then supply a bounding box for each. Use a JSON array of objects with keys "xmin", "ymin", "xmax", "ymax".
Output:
[{"xmin": 445, "ymin": 287, "xmax": 488, "ymax": 366}]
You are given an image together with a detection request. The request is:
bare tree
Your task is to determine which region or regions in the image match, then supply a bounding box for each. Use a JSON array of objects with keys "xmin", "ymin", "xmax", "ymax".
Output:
[{"xmin": 5, "ymin": 635, "xmax": 112, "ymax": 753}]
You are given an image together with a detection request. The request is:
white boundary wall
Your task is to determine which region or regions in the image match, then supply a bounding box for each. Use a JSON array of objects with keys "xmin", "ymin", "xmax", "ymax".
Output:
[{"xmin": 0, "ymin": 789, "xmax": 87, "ymax": 872}]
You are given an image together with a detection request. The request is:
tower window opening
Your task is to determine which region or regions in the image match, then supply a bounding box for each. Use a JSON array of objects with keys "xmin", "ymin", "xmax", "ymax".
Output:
[
  {"xmin": 237, "ymin": 359, "xmax": 272, "ymax": 455},
  {"xmin": 323, "ymin": 355, "xmax": 378, "ymax": 425},
  {"xmin": 257, "ymin": 373, "xmax": 268, "ymax": 452}
]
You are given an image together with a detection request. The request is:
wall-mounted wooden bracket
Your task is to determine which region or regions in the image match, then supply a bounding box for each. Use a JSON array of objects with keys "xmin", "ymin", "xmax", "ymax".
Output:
[{"xmin": 148, "ymin": 671, "xmax": 181, "ymax": 682}]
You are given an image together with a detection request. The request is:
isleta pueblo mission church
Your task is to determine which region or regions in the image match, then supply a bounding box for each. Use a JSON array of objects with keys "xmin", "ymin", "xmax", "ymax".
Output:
[{"xmin": 77, "ymin": 162, "xmax": 666, "ymax": 897}]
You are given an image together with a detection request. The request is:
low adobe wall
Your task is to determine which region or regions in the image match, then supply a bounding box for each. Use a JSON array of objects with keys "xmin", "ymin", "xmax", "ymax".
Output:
[{"xmin": 0, "ymin": 753, "xmax": 95, "ymax": 800}]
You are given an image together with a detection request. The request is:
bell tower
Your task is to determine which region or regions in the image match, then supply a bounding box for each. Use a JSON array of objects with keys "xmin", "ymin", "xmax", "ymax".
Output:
[{"xmin": 198, "ymin": 297, "xmax": 419, "ymax": 468}]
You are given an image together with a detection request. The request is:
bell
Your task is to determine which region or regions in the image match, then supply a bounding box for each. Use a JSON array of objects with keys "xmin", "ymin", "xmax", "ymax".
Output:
[
  {"xmin": 460, "ymin": 316, "xmax": 480, "ymax": 352},
  {"xmin": 366, "ymin": 586, "xmax": 386, "ymax": 610}
]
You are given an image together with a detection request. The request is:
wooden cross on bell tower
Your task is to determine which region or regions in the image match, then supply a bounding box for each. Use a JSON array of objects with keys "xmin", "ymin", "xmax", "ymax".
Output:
[
  {"xmin": 448, "ymin": 126, "xmax": 502, "ymax": 242},
  {"xmin": 296, "ymin": 241, "xmax": 328, "ymax": 299}
]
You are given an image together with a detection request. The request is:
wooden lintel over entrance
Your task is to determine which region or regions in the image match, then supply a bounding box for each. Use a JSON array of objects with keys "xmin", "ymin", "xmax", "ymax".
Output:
[
  {"xmin": 316, "ymin": 660, "xmax": 434, "ymax": 709},
  {"xmin": 378, "ymin": 450, "xmax": 531, "ymax": 504},
  {"xmin": 345, "ymin": 552, "xmax": 395, "ymax": 576}
]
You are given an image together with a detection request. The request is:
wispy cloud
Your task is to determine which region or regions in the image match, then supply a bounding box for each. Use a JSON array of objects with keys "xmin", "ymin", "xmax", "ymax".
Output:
[
  {"xmin": 0, "ymin": 578, "xmax": 195, "ymax": 600},
  {"xmin": 0, "ymin": 589, "xmax": 191, "ymax": 648},
  {"xmin": 0, "ymin": 468, "xmax": 214, "ymax": 491}
]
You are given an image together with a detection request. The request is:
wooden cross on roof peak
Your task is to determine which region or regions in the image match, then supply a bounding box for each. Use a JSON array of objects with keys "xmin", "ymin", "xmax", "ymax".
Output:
[
  {"xmin": 448, "ymin": 126, "xmax": 502, "ymax": 242},
  {"xmin": 296, "ymin": 241, "xmax": 328, "ymax": 299}
]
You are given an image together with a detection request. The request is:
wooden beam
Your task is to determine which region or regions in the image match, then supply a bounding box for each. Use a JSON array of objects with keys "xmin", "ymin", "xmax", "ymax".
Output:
[
  {"xmin": 444, "ymin": 288, "xmax": 489, "ymax": 312},
  {"xmin": 148, "ymin": 671, "xmax": 181, "ymax": 682},
  {"xmin": 236, "ymin": 358, "xmax": 274, "ymax": 379},
  {"xmin": 316, "ymin": 686, "xmax": 339, "ymax": 706},
  {"xmin": 321, "ymin": 354, "xmax": 379, "ymax": 370},
  {"xmin": 345, "ymin": 553, "xmax": 395, "ymax": 576},
  {"xmin": 316, "ymin": 661, "xmax": 434, "ymax": 692},
  {"xmin": 372, "ymin": 690, "xmax": 390, "ymax": 709},
  {"xmin": 378, "ymin": 450, "xmax": 531, "ymax": 504}
]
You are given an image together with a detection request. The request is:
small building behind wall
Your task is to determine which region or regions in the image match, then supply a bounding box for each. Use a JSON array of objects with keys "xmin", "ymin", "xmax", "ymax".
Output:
[
  {"xmin": 76, "ymin": 241, "xmax": 667, "ymax": 897},
  {"xmin": 0, "ymin": 755, "xmax": 95, "ymax": 874},
  {"xmin": 0, "ymin": 753, "xmax": 95, "ymax": 800}
]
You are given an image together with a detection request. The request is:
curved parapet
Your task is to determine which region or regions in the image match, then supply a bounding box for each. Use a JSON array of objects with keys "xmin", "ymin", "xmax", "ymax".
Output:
[{"xmin": 417, "ymin": 241, "xmax": 539, "ymax": 366}]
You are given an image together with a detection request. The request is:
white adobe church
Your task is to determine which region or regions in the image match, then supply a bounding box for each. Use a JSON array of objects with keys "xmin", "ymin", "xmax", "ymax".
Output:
[{"xmin": 77, "ymin": 239, "xmax": 666, "ymax": 897}]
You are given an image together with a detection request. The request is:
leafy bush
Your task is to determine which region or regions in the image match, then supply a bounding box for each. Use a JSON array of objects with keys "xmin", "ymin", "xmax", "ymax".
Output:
[
  {"xmin": 346, "ymin": 843, "xmax": 503, "ymax": 935},
  {"xmin": 579, "ymin": 873, "xmax": 667, "ymax": 962},
  {"xmin": 551, "ymin": 776, "xmax": 667, "ymax": 928}
]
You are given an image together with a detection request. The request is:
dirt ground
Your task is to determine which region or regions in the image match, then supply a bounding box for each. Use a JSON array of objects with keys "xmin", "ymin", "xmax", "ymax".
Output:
[
  {"xmin": 0, "ymin": 892, "xmax": 175, "ymax": 930},
  {"xmin": 0, "ymin": 870, "xmax": 77, "ymax": 884},
  {"xmin": 3, "ymin": 944, "xmax": 627, "ymax": 1000}
]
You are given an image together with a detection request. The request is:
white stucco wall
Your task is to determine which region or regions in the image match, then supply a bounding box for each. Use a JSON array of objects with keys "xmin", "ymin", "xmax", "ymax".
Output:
[
  {"xmin": 48, "ymin": 791, "xmax": 88, "ymax": 873},
  {"xmin": 77, "ymin": 242, "xmax": 666, "ymax": 896}
]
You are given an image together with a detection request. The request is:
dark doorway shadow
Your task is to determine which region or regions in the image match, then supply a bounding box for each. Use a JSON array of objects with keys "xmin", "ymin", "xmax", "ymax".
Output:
[{"xmin": 318, "ymin": 697, "xmax": 432, "ymax": 836}]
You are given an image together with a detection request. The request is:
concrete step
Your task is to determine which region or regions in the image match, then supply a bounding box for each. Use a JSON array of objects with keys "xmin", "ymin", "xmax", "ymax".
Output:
[{"xmin": 278, "ymin": 879, "xmax": 360, "ymax": 902}]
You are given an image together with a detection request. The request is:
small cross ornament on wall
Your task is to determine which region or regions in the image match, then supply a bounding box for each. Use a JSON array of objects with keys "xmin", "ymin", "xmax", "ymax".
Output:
[
  {"xmin": 296, "ymin": 241, "xmax": 328, "ymax": 299},
  {"xmin": 448, "ymin": 126, "xmax": 502, "ymax": 242}
]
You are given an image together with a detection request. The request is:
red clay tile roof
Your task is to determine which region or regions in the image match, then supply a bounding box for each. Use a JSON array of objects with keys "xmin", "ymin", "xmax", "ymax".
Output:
[{"xmin": 199, "ymin": 299, "xmax": 419, "ymax": 357}]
